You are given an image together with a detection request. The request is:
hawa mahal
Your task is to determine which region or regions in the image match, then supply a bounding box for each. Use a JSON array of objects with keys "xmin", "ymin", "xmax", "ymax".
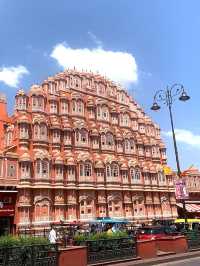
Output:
[{"xmin": 0, "ymin": 69, "xmax": 177, "ymax": 233}]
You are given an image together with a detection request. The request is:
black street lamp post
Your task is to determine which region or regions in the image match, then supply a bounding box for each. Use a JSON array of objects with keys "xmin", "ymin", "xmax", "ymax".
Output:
[{"xmin": 151, "ymin": 83, "xmax": 190, "ymax": 224}]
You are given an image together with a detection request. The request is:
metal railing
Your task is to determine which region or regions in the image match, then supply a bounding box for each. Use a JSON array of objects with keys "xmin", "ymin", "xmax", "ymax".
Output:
[
  {"xmin": 17, "ymin": 228, "xmax": 50, "ymax": 238},
  {"xmin": 0, "ymin": 244, "xmax": 58, "ymax": 266},
  {"xmin": 75, "ymin": 237, "xmax": 136, "ymax": 264},
  {"xmin": 183, "ymin": 230, "xmax": 200, "ymax": 250}
]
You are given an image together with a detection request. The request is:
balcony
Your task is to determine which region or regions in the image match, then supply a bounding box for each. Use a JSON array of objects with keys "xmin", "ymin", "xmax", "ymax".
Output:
[{"xmin": 78, "ymin": 176, "xmax": 94, "ymax": 187}]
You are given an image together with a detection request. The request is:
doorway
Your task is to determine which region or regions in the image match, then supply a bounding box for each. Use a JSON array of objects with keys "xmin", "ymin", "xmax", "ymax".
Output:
[{"xmin": 0, "ymin": 217, "xmax": 11, "ymax": 236}]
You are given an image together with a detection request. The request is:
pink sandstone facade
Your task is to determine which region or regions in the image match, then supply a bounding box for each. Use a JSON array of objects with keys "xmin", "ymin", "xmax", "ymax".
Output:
[{"xmin": 0, "ymin": 70, "xmax": 177, "ymax": 232}]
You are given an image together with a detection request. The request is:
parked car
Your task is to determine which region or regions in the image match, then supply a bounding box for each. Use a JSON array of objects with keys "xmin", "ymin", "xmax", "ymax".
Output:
[{"xmin": 137, "ymin": 226, "xmax": 180, "ymax": 240}]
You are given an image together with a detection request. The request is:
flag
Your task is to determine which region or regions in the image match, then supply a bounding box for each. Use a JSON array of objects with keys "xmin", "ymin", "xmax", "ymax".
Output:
[{"xmin": 163, "ymin": 165, "xmax": 172, "ymax": 175}]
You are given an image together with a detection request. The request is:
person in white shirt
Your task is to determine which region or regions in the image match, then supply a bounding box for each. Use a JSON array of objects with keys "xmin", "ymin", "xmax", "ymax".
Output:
[{"xmin": 48, "ymin": 225, "xmax": 57, "ymax": 244}]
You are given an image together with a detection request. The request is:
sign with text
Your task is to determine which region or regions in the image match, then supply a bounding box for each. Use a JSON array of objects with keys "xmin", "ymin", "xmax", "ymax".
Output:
[{"xmin": 175, "ymin": 179, "xmax": 189, "ymax": 200}]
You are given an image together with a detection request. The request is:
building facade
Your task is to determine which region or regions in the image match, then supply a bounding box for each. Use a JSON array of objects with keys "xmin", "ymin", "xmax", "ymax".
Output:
[{"xmin": 0, "ymin": 70, "xmax": 177, "ymax": 232}]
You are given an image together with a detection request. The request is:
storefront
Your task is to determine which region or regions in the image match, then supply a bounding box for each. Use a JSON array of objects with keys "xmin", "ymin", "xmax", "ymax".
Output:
[{"xmin": 0, "ymin": 188, "xmax": 17, "ymax": 235}]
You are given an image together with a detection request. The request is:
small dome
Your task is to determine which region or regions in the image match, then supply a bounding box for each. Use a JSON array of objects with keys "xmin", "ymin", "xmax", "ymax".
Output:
[
  {"xmin": 19, "ymin": 153, "xmax": 32, "ymax": 162},
  {"xmin": 94, "ymin": 161, "xmax": 104, "ymax": 168},
  {"xmin": 30, "ymin": 85, "xmax": 44, "ymax": 96},
  {"xmin": 66, "ymin": 157, "xmax": 76, "ymax": 166}
]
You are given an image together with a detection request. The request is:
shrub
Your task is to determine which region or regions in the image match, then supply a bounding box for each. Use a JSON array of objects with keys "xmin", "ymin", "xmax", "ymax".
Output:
[
  {"xmin": 0, "ymin": 235, "xmax": 50, "ymax": 247},
  {"xmin": 74, "ymin": 230, "xmax": 129, "ymax": 244}
]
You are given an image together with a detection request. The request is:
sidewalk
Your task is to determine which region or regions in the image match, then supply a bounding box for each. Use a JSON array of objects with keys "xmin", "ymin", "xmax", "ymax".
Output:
[{"xmin": 94, "ymin": 250, "xmax": 200, "ymax": 266}]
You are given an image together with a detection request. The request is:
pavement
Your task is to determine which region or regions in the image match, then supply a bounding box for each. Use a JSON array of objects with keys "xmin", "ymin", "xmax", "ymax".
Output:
[
  {"xmin": 159, "ymin": 257, "xmax": 200, "ymax": 266},
  {"xmin": 102, "ymin": 250, "xmax": 200, "ymax": 266}
]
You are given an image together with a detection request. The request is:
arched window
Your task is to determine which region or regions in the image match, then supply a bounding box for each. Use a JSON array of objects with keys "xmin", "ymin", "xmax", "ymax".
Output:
[
  {"xmin": 36, "ymin": 159, "xmax": 49, "ymax": 178},
  {"xmin": 158, "ymin": 171, "xmax": 165, "ymax": 183},
  {"xmin": 106, "ymin": 164, "xmax": 111, "ymax": 177},
  {"xmin": 34, "ymin": 124, "xmax": 40, "ymax": 139},
  {"xmin": 124, "ymin": 113, "xmax": 130, "ymax": 126},
  {"xmin": 130, "ymin": 139, "xmax": 135, "ymax": 151},
  {"xmin": 52, "ymin": 129, "xmax": 60, "ymax": 143},
  {"xmin": 102, "ymin": 105, "xmax": 109, "ymax": 121},
  {"xmin": 49, "ymin": 100, "xmax": 58, "ymax": 114},
  {"xmin": 6, "ymin": 131, "xmax": 13, "ymax": 146},
  {"xmin": 20, "ymin": 162, "xmax": 30, "ymax": 179},
  {"xmin": 16, "ymin": 96, "xmax": 27, "ymax": 110},
  {"xmin": 77, "ymin": 100, "xmax": 84, "ymax": 114},
  {"xmin": 124, "ymin": 139, "xmax": 130, "ymax": 153},
  {"xmin": 120, "ymin": 113, "xmax": 130, "ymax": 127},
  {"xmin": 55, "ymin": 165, "xmax": 63, "ymax": 180},
  {"xmin": 106, "ymin": 133, "xmax": 114, "ymax": 146},
  {"xmin": 49, "ymin": 82, "xmax": 56, "ymax": 94},
  {"xmin": 72, "ymin": 100, "xmax": 84, "ymax": 114},
  {"xmin": 60, "ymin": 100, "xmax": 68, "ymax": 114},
  {"xmin": 135, "ymin": 168, "xmax": 141, "ymax": 180},
  {"xmin": 19, "ymin": 123, "xmax": 29, "ymax": 139},
  {"xmin": 80, "ymin": 129, "xmax": 88, "ymax": 143},
  {"xmin": 84, "ymin": 162, "xmax": 92, "ymax": 176},
  {"xmin": 40, "ymin": 123, "xmax": 47, "ymax": 140},
  {"xmin": 106, "ymin": 163, "xmax": 119, "ymax": 178},
  {"xmin": 101, "ymin": 134, "xmax": 106, "ymax": 146},
  {"xmin": 130, "ymin": 167, "xmax": 135, "ymax": 180},
  {"xmin": 111, "ymin": 163, "xmax": 119, "ymax": 177},
  {"xmin": 97, "ymin": 105, "xmax": 101, "ymax": 118},
  {"xmin": 79, "ymin": 161, "xmax": 92, "ymax": 177},
  {"xmin": 32, "ymin": 96, "xmax": 44, "ymax": 111}
]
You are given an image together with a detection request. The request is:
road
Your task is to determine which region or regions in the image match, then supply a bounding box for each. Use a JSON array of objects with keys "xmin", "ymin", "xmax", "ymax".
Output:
[{"xmin": 159, "ymin": 257, "xmax": 200, "ymax": 266}]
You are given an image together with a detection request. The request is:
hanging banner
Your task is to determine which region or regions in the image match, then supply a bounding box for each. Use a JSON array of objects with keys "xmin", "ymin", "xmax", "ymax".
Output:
[{"xmin": 175, "ymin": 179, "xmax": 189, "ymax": 200}]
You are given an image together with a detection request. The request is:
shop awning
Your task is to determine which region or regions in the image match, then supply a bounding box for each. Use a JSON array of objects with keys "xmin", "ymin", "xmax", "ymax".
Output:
[
  {"xmin": 94, "ymin": 217, "xmax": 129, "ymax": 224},
  {"xmin": 176, "ymin": 203, "xmax": 200, "ymax": 213}
]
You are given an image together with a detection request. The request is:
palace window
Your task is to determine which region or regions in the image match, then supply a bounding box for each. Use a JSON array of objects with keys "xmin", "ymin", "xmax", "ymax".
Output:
[
  {"xmin": 111, "ymin": 114, "xmax": 118, "ymax": 125},
  {"xmin": 21, "ymin": 162, "xmax": 30, "ymax": 179},
  {"xmin": 36, "ymin": 159, "xmax": 49, "ymax": 178},
  {"xmin": 15, "ymin": 96, "xmax": 27, "ymax": 110},
  {"xmin": 5, "ymin": 131, "xmax": 13, "ymax": 147},
  {"xmin": 106, "ymin": 163, "xmax": 119, "ymax": 178},
  {"xmin": 49, "ymin": 100, "xmax": 58, "ymax": 114},
  {"xmin": 72, "ymin": 100, "xmax": 84, "ymax": 115},
  {"xmin": 97, "ymin": 105, "xmax": 109, "ymax": 121},
  {"xmin": 7, "ymin": 163, "xmax": 16, "ymax": 178},
  {"xmin": 40, "ymin": 123, "xmax": 48, "ymax": 140},
  {"xmin": 120, "ymin": 113, "xmax": 130, "ymax": 127},
  {"xmin": 63, "ymin": 131, "xmax": 71, "ymax": 145},
  {"xmin": 49, "ymin": 82, "xmax": 56, "ymax": 94},
  {"xmin": 19, "ymin": 124, "xmax": 29, "ymax": 139},
  {"xmin": 32, "ymin": 96, "xmax": 44, "ymax": 112},
  {"xmin": 75, "ymin": 129, "xmax": 88, "ymax": 146},
  {"xmin": 55, "ymin": 165, "xmax": 63, "ymax": 179},
  {"xmin": 130, "ymin": 167, "xmax": 141, "ymax": 182},
  {"xmin": 79, "ymin": 162, "xmax": 92, "ymax": 177},
  {"xmin": 67, "ymin": 166, "xmax": 75, "ymax": 180},
  {"xmin": 52, "ymin": 129, "xmax": 60, "ymax": 143}
]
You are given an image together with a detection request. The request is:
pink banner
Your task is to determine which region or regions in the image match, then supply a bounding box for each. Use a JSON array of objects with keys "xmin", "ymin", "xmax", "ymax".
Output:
[{"xmin": 175, "ymin": 179, "xmax": 189, "ymax": 200}]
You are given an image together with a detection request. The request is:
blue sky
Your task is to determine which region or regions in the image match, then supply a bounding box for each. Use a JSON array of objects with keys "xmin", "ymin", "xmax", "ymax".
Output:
[{"xmin": 0, "ymin": 0, "xmax": 200, "ymax": 170}]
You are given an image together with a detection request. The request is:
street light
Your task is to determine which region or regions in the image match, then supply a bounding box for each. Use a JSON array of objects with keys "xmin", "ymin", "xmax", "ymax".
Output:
[{"xmin": 150, "ymin": 83, "xmax": 190, "ymax": 224}]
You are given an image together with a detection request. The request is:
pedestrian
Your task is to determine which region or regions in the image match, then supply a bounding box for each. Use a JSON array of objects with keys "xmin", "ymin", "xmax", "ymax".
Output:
[{"xmin": 48, "ymin": 224, "xmax": 57, "ymax": 244}]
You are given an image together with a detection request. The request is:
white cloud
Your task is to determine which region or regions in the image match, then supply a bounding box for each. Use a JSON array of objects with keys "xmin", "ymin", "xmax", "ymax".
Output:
[
  {"xmin": 50, "ymin": 43, "xmax": 138, "ymax": 86},
  {"xmin": 163, "ymin": 129, "xmax": 200, "ymax": 147},
  {"xmin": 0, "ymin": 65, "xmax": 29, "ymax": 88}
]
